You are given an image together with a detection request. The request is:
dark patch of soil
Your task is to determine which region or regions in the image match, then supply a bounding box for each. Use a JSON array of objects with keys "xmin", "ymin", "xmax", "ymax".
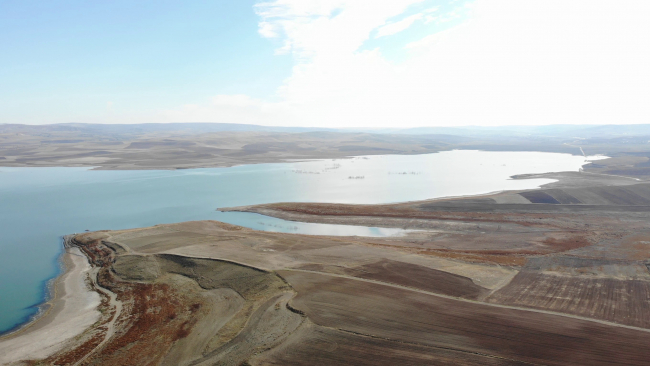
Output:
[
  {"xmin": 281, "ymin": 271, "xmax": 650, "ymax": 366},
  {"xmin": 352, "ymin": 259, "xmax": 487, "ymax": 299},
  {"xmin": 259, "ymin": 325, "xmax": 523, "ymax": 366},
  {"xmin": 519, "ymin": 191, "xmax": 561, "ymax": 204}
]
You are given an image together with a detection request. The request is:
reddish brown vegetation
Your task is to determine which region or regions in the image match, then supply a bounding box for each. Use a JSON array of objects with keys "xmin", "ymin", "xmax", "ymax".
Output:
[
  {"xmin": 258, "ymin": 202, "xmax": 566, "ymax": 226},
  {"xmin": 46, "ymin": 333, "xmax": 105, "ymax": 366},
  {"xmin": 245, "ymin": 203, "xmax": 601, "ymax": 266},
  {"xmin": 416, "ymin": 235, "xmax": 590, "ymax": 266},
  {"xmin": 543, "ymin": 236, "xmax": 591, "ymax": 251},
  {"xmin": 99, "ymin": 282, "xmax": 184, "ymax": 356},
  {"xmin": 52, "ymin": 236, "xmax": 207, "ymax": 366}
]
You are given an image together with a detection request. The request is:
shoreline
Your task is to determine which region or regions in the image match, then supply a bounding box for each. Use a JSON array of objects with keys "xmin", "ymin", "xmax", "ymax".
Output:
[
  {"xmin": 0, "ymin": 251, "xmax": 62, "ymax": 339},
  {"xmin": 0, "ymin": 237, "xmax": 71, "ymax": 339},
  {"xmin": 0, "ymin": 149, "xmax": 592, "ymax": 171},
  {"xmin": 0, "ymin": 251, "xmax": 63, "ymax": 340},
  {"xmin": 0, "ymin": 151, "xmax": 621, "ymax": 357},
  {"xmin": 0, "ymin": 245, "xmax": 101, "ymax": 364}
]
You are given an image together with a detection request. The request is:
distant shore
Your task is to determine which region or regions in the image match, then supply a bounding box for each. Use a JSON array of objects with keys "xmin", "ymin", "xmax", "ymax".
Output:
[{"xmin": 0, "ymin": 246, "xmax": 101, "ymax": 364}]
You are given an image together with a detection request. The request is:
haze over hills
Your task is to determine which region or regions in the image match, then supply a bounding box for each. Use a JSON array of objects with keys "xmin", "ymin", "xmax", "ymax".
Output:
[
  {"xmin": 0, "ymin": 123, "xmax": 330, "ymax": 136},
  {"xmin": 3, "ymin": 123, "xmax": 650, "ymax": 173},
  {"xmin": 4, "ymin": 122, "xmax": 650, "ymax": 139},
  {"xmin": 373, "ymin": 124, "xmax": 650, "ymax": 138}
]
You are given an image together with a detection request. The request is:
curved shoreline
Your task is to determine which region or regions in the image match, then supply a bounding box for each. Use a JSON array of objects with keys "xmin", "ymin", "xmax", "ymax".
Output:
[
  {"xmin": 0, "ymin": 242, "xmax": 66, "ymax": 339},
  {"xmin": 1, "ymin": 155, "xmax": 605, "ymax": 339},
  {"xmin": 0, "ymin": 246, "xmax": 101, "ymax": 364},
  {"xmin": 0, "ymin": 152, "xmax": 619, "ymax": 354}
]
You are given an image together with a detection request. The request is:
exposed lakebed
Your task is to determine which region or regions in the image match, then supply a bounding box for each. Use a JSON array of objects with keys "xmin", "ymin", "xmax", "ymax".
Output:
[{"xmin": 0, "ymin": 150, "xmax": 600, "ymax": 334}]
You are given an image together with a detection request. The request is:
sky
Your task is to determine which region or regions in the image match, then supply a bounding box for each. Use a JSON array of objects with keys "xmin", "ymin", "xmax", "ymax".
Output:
[{"xmin": 1, "ymin": 0, "xmax": 649, "ymax": 128}]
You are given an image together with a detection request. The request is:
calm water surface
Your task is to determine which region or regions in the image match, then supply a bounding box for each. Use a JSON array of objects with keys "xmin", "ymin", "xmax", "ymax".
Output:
[{"xmin": 0, "ymin": 150, "xmax": 599, "ymax": 333}]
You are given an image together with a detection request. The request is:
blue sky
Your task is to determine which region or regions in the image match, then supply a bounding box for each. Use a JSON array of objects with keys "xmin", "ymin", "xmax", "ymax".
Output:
[
  {"xmin": 1, "ymin": 0, "xmax": 649, "ymax": 127},
  {"xmin": 0, "ymin": 1, "xmax": 292, "ymax": 122}
]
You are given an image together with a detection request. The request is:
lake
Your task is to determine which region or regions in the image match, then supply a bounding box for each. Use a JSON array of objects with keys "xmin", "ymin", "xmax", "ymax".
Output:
[{"xmin": 0, "ymin": 150, "xmax": 598, "ymax": 334}]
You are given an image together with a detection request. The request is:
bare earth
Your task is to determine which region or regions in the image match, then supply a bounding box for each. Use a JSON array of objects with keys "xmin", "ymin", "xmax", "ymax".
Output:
[
  {"xmin": 4, "ymin": 125, "xmax": 650, "ymax": 364},
  {"xmin": 0, "ymin": 128, "xmax": 454, "ymax": 170},
  {"xmin": 5, "ymin": 163, "xmax": 650, "ymax": 364},
  {"xmin": 5, "ymin": 124, "xmax": 650, "ymax": 182}
]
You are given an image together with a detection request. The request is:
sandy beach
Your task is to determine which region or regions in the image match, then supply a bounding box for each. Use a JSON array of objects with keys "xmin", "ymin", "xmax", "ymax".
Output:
[{"xmin": 0, "ymin": 247, "xmax": 101, "ymax": 365}]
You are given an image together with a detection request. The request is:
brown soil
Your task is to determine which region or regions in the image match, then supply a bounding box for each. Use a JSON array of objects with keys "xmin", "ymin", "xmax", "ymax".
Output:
[
  {"xmin": 419, "ymin": 249, "xmax": 529, "ymax": 266},
  {"xmin": 487, "ymin": 271, "xmax": 650, "ymax": 328},
  {"xmin": 21, "ymin": 177, "xmax": 650, "ymax": 365},
  {"xmin": 239, "ymin": 202, "xmax": 566, "ymax": 226},
  {"xmin": 253, "ymin": 322, "xmax": 525, "ymax": 366},
  {"xmin": 40, "ymin": 234, "xmax": 299, "ymax": 366},
  {"xmin": 72, "ymin": 238, "xmax": 207, "ymax": 366},
  {"xmin": 279, "ymin": 270, "xmax": 650, "ymax": 366},
  {"xmin": 347, "ymin": 259, "xmax": 487, "ymax": 299}
]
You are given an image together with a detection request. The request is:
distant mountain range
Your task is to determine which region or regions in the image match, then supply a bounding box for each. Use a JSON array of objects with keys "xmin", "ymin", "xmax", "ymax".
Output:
[
  {"xmin": 381, "ymin": 124, "xmax": 650, "ymax": 138},
  {"xmin": 2, "ymin": 122, "xmax": 650, "ymax": 139}
]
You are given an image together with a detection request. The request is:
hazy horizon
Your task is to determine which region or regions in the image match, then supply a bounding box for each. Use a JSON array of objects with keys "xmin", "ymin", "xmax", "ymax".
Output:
[{"xmin": 2, "ymin": 121, "xmax": 650, "ymax": 130}]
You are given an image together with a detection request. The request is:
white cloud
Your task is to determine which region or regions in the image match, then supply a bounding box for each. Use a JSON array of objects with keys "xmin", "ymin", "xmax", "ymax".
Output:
[
  {"xmin": 376, "ymin": 13, "xmax": 423, "ymax": 38},
  {"xmin": 254, "ymin": 0, "xmax": 423, "ymax": 58},
  {"xmin": 257, "ymin": 21, "xmax": 279, "ymax": 38},
  {"xmin": 163, "ymin": 0, "xmax": 650, "ymax": 127}
]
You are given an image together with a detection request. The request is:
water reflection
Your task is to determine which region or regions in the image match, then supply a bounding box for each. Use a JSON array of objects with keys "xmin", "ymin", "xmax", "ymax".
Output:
[{"xmin": 216, "ymin": 212, "xmax": 411, "ymax": 237}]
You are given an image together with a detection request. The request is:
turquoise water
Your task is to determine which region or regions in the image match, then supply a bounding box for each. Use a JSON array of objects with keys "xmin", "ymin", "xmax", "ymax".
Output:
[{"xmin": 0, "ymin": 150, "xmax": 596, "ymax": 334}]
